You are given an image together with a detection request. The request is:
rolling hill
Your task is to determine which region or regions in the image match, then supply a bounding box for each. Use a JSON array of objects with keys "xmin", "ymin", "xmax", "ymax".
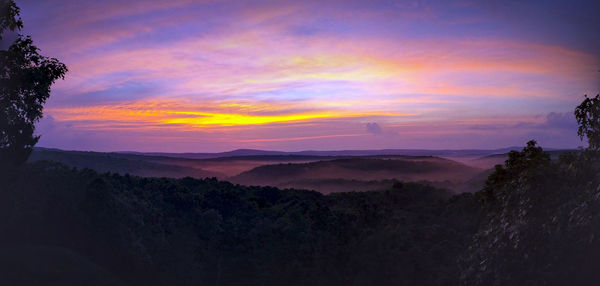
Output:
[
  {"xmin": 28, "ymin": 148, "xmax": 224, "ymax": 178},
  {"xmin": 30, "ymin": 148, "xmax": 491, "ymax": 193},
  {"xmin": 230, "ymin": 156, "xmax": 483, "ymax": 193}
]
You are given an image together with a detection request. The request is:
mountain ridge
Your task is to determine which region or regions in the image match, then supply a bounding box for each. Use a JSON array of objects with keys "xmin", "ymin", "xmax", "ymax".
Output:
[{"xmin": 113, "ymin": 146, "xmax": 536, "ymax": 159}]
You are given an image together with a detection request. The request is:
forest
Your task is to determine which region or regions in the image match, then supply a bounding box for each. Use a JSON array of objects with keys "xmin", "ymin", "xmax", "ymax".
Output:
[{"xmin": 2, "ymin": 129, "xmax": 600, "ymax": 285}]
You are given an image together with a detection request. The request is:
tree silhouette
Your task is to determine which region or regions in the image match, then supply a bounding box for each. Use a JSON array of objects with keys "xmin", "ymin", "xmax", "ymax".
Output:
[
  {"xmin": 0, "ymin": 1, "xmax": 67, "ymax": 170},
  {"xmin": 575, "ymin": 94, "xmax": 600, "ymax": 151}
]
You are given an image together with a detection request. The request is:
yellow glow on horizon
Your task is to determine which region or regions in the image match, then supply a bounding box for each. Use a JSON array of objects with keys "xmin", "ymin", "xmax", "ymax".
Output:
[
  {"xmin": 47, "ymin": 100, "xmax": 414, "ymax": 130},
  {"xmin": 165, "ymin": 111, "xmax": 411, "ymax": 126}
]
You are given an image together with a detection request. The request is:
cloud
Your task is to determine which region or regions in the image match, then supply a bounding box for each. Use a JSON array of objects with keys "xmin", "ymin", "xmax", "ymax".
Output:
[
  {"xmin": 468, "ymin": 112, "xmax": 578, "ymax": 131},
  {"xmin": 366, "ymin": 122, "xmax": 382, "ymax": 134},
  {"xmin": 542, "ymin": 112, "xmax": 578, "ymax": 130},
  {"xmin": 16, "ymin": 0, "xmax": 600, "ymax": 152},
  {"xmin": 45, "ymin": 98, "xmax": 413, "ymax": 132}
]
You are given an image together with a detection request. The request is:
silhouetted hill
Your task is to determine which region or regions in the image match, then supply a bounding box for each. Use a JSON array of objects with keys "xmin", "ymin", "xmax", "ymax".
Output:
[
  {"xmin": 230, "ymin": 156, "xmax": 483, "ymax": 193},
  {"xmin": 169, "ymin": 154, "xmax": 340, "ymax": 177},
  {"xmin": 29, "ymin": 148, "xmax": 224, "ymax": 178},
  {"xmin": 30, "ymin": 149, "xmax": 490, "ymax": 193}
]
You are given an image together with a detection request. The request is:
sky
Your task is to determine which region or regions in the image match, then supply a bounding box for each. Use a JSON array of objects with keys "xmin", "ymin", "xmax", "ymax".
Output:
[{"xmin": 13, "ymin": 0, "xmax": 600, "ymax": 152}]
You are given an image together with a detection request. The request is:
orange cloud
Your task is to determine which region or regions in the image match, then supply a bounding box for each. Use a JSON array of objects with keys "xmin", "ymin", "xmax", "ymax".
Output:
[
  {"xmin": 233, "ymin": 133, "xmax": 366, "ymax": 143},
  {"xmin": 47, "ymin": 99, "xmax": 414, "ymax": 131}
]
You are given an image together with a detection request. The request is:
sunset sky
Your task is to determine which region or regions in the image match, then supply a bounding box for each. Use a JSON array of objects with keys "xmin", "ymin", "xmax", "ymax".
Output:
[{"xmin": 17, "ymin": 0, "xmax": 600, "ymax": 152}]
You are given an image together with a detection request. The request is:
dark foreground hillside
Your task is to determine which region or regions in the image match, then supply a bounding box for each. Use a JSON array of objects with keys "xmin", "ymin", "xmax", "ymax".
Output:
[
  {"xmin": 3, "ymin": 143, "xmax": 600, "ymax": 285},
  {"xmin": 462, "ymin": 144, "xmax": 600, "ymax": 285},
  {"xmin": 1, "ymin": 161, "xmax": 481, "ymax": 286}
]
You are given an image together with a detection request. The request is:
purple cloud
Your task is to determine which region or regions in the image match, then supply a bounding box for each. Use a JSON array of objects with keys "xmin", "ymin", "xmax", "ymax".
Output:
[{"xmin": 366, "ymin": 122, "xmax": 383, "ymax": 134}]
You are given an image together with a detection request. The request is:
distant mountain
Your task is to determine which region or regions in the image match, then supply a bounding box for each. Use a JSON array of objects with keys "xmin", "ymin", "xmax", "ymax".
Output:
[
  {"xmin": 118, "ymin": 147, "xmax": 531, "ymax": 160},
  {"xmin": 119, "ymin": 149, "xmax": 289, "ymax": 159}
]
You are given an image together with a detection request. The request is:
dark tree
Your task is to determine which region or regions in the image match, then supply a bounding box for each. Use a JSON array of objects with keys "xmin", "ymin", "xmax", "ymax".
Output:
[
  {"xmin": 0, "ymin": 0, "xmax": 21, "ymax": 33},
  {"xmin": 575, "ymin": 94, "xmax": 600, "ymax": 151},
  {"xmin": 0, "ymin": 1, "xmax": 67, "ymax": 169},
  {"xmin": 480, "ymin": 140, "xmax": 550, "ymax": 205}
]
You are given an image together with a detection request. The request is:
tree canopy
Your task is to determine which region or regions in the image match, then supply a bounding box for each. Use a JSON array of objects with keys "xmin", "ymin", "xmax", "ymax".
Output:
[
  {"xmin": 0, "ymin": 0, "xmax": 67, "ymax": 170},
  {"xmin": 575, "ymin": 94, "xmax": 600, "ymax": 150}
]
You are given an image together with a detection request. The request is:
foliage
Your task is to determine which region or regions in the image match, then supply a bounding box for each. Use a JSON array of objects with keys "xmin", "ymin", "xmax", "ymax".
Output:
[
  {"xmin": 0, "ymin": 0, "xmax": 22, "ymax": 36},
  {"xmin": 6, "ymin": 145, "xmax": 600, "ymax": 285},
  {"xmin": 458, "ymin": 92, "xmax": 600, "ymax": 285},
  {"xmin": 575, "ymin": 94, "xmax": 600, "ymax": 150},
  {"xmin": 0, "ymin": 161, "xmax": 482, "ymax": 286},
  {"xmin": 0, "ymin": 0, "xmax": 67, "ymax": 170},
  {"xmin": 461, "ymin": 141, "xmax": 600, "ymax": 285},
  {"xmin": 480, "ymin": 140, "xmax": 551, "ymax": 205}
]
